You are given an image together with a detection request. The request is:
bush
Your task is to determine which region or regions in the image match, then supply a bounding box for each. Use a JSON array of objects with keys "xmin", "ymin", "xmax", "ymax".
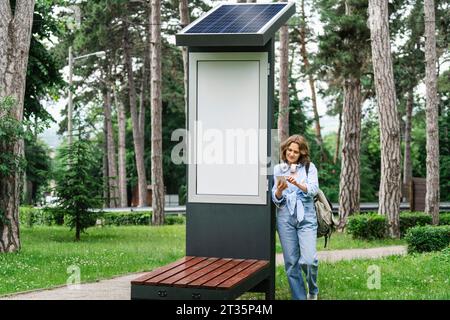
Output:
[
  {"xmin": 399, "ymin": 212, "xmax": 432, "ymax": 237},
  {"xmin": 19, "ymin": 207, "xmax": 66, "ymax": 227},
  {"xmin": 405, "ymin": 225, "xmax": 450, "ymax": 253},
  {"xmin": 165, "ymin": 215, "xmax": 186, "ymax": 225},
  {"xmin": 19, "ymin": 206, "xmax": 40, "ymax": 227},
  {"xmin": 439, "ymin": 213, "xmax": 450, "ymax": 226},
  {"xmin": 347, "ymin": 213, "xmax": 387, "ymax": 240},
  {"xmin": 101, "ymin": 211, "xmax": 152, "ymax": 226},
  {"xmin": 98, "ymin": 211, "xmax": 186, "ymax": 226},
  {"xmin": 179, "ymin": 185, "xmax": 187, "ymax": 206}
]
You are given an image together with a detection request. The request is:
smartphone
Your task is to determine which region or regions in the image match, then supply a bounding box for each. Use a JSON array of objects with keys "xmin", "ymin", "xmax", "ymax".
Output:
[{"xmin": 276, "ymin": 176, "xmax": 287, "ymax": 184}]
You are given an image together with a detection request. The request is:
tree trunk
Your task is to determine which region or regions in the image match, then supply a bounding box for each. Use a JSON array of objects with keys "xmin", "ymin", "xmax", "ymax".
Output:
[
  {"xmin": 179, "ymin": 0, "xmax": 189, "ymax": 129},
  {"xmin": 338, "ymin": 78, "xmax": 361, "ymax": 229},
  {"xmin": 403, "ymin": 89, "xmax": 413, "ymax": 191},
  {"xmin": 150, "ymin": 0, "xmax": 165, "ymax": 225},
  {"xmin": 278, "ymin": 13, "xmax": 289, "ymax": 145},
  {"xmin": 424, "ymin": 0, "xmax": 440, "ymax": 225},
  {"xmin": 104, "ymin": 88, "xmax": 119, "ymax": 208},
  {"xmin": 299, "ymin": 0, "xmax": 326, "ymax": 162},
  {"xmin": 102, "ymin": 117, "xmax": 109, "ymax": 207},
  {"xmin": 123, "ymin": 19, "xmax": 147, "ymax": 207},
  {"xmin": 0, "ymin": 0, "xmax": 35, "ymax": 253},
  {"xmin": 369, "ymin": 0, "xmax": 401, "ymax": 238},
  {"xmin": 334, "ymin": 104, "xmax": 343, "ymax": 165},
  {"xmin": 114, "ymin": 86, "xmax": 128, "ymax": 208},
  {"xmin": 139, "ymin": 4, "xmax": 151, "ymax": 146}
]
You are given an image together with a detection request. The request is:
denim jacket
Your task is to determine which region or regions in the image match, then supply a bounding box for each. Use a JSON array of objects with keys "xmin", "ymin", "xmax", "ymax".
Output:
[{"xmin": 272, "ymin": 162, "xmax": 319, "ymax": 222}]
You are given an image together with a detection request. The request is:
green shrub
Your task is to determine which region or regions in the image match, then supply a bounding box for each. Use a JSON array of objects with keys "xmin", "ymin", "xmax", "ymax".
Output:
[
  {"xmin": 165, "ymin": 215, "xmax": 186, "ymax": 225},
  {"xmin": 179, "ymin": 185, "xmax": 187, "ymax": 206},
  {"xmin": 399, "ymin": 212, "xmax": 432, "ymax": 237},
  {"xmin": 347, "ymin": 213, "xmax": 387, "ymax": 240},
  {"xmin": 19, "ymin": 206, "xmax": 40, "ymax": 227},
  {"xmin": 41, "ymin": 207, "xmax": 66, "ymax": 225},
  {"xmin": 439, "ymin": 213, "xmax": 450, "ymax": 226},
  {"xmin": 405, "ymin": 225, "xmax": 450, "ymax": 253},
  {"xmin": 101, "ymin": 211, "xmax": 152, "ymax": 226}
]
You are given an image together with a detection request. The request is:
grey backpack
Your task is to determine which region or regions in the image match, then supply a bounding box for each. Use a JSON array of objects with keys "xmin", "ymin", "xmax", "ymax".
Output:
[{"xmin": 306, "ymin": 162, "xmax": 340, "ymax": 248}]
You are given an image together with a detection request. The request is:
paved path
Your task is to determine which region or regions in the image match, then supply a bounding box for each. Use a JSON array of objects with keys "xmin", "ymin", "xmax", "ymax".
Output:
[{"xmin": 0, "ymin": 245, "xmax": 407, "ymax": 300}]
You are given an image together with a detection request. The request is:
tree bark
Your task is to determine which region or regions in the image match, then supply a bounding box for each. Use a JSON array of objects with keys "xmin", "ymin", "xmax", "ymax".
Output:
[
  {"xmin": 424, "ymin": 0, "xmax": 440, "ymax": 225},
  {"xmin": 278, "ymin": 9, "xmax": 289, "ymax": 145},
  {"xmin": 104, "ymin": 87, "xmax": 119, "ymax": 208},
  {"xmin": 179, "ymin": 0, "xmax": 189, "ymax": 128},
  {"xmin": 103, "ymin": 117, "xmax": 109, "ymax": 207},
  {"xmin": 334, "ymin": 104, "xmax": 343, "ymax": 165},
  {"xmin": 369, "ymin": 0, "xmax": 402, "ymax": 238},
  {"xmin": 338, "ymin": 78, "xmax": 361, "ymax": 229},
  {"xmin": 0, "ymin": 0, "xmax": 35, "ymax": 253},
  {"xmin": 299, "ymin": 0, "xmax": 326, "ymax": 162},
  {"xmin": 150, "ymin": 0, "xmax": 165, "ymax": 225},
  {"xmin": 403, "ymin": 89, "xmax": 413, "ymax": 191},
  {"xmin": 123, "ymin": 19, "xmax": 147, "ymax": 207},
  {"xmin": 114, "ymin": 86, "xmax": 128, "ymax": 208}
]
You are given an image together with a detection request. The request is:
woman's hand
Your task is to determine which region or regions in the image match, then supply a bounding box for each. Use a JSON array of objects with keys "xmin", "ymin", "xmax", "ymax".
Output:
[
  {"xmin": 275, "ymin": 179, "xmax": 288, "ymax": 199},
  {"xmin": 286, "ymin": 176, "xmax": 308, "ymax": 193}
]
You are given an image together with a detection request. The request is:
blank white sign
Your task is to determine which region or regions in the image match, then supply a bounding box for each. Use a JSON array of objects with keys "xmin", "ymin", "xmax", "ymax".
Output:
[
  {"xmin": 196, "ymin": 60, "xmax": 260, "ymax": 196},
  {"xmin": 188, "ymin": 52, "xmax": 268, "ymax": 204}
]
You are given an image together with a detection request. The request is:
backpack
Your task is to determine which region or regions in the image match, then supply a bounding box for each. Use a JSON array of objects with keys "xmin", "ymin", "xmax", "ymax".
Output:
[{"xmin": 306, "ymin": 162, "xmax": 340, "ymax": 248}]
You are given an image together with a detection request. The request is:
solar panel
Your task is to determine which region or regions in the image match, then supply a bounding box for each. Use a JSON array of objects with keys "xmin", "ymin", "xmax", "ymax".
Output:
[
  {"xmin": 176, "ymin": 2, "xmax": 295, "ymax": 46},
  {"xmin": 185, "ymin": 3, "xmax": 287, "ymax": 34}
]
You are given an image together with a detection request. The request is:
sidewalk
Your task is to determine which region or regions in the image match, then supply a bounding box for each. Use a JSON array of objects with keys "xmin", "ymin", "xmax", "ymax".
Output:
[{"xmin": 1, "ymin": 245, "xmax": 407, "ymax": 300}]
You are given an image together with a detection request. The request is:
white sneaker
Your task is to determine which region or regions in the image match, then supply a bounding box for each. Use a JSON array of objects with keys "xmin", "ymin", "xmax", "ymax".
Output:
[{"xmin": 307, "ymin": 293, "xmax": 318, "ymax": 300}]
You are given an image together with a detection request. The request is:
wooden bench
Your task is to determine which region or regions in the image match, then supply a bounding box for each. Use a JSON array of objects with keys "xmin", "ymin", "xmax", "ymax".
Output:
[{"xmin": 131, "ymin": 256, "xmax": 270, "ymax": 300}]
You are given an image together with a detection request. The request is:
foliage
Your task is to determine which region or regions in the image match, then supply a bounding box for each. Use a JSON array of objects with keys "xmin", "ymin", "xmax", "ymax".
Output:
[
  {"xmin": 98, "ymin": 211, "xmax": 185, "ymax": 226},
  {"xmin": 101, "ymin": 211, "xmax": 151, "ymax": 226},
  {"xmin": 439, "ymin": 213, "xmax": 450, "ymax": 226},
  {"xmin": 18, "ymin": 206, "xmax": 65, "ymax": 227},
  {"xmin": 0, "ymin": 96, "xmax": 27, "ymax": 177},
  {"xmin": 347, "ymin": 211, "xmax": 448, "ymax": 240},
  {"xmin": 405, "ymin": 225, "xmax": 450, "ymax": 253},
  {"xmin": 23, "ymin": 138, "xmax": 52, "ymax": 205},
  {"xmin": 398, "ymin": 212, "xmax": 433, "ymax": 237},
  {"xmin": 25, "ymin": 0, "xmax": 65, "ymax": 123},
  {"xmin": 178, "ymin": 185, "xmax": 187, "ymax": 206},
  {"xmin": 347, "ymin": 213, "xmax": 387, "ymax": 240},
  {"xmin": 54, "ymin": 131, "xmax": 103, "ymax": 240}
]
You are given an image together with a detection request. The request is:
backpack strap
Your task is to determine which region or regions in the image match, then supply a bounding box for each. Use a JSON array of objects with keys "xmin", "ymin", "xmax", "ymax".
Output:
[{"xmin": 305, "ymin": 161, "xmax": 310, "ymax": 177}]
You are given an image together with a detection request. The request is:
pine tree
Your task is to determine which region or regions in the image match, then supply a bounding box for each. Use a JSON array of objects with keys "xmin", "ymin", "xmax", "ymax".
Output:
[{"xmin": 55, "ymin": 128, "xmax": 103, "ymax": 241}]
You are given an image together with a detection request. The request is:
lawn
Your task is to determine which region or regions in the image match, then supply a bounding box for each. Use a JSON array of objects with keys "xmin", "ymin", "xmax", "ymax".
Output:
[
  {"xmin": 0, "ymin": 225, "xmax": 445, "ymax": 299},
  {"xmin": 243, "ymin": 248, "xmax": 450, "ymax": 300},
  {"xmin": 0, "ymin": 226, "xmax": 185, "ymax": 296}
]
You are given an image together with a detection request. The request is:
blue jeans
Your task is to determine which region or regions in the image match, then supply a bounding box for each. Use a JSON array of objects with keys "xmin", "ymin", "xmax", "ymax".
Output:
[{"xmin": 277, "ymin": 206, "xmax": 319, "ymax": 300}]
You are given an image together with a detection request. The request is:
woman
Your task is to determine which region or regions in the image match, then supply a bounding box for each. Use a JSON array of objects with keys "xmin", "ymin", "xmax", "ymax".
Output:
[{"xmin": 272, "ymin": 135, "xmax": 319, "ymax": 300}]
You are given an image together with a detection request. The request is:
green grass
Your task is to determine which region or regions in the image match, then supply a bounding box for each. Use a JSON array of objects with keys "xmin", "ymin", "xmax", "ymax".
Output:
[
  {"xmin": 275, "ymin": 231, "xmax": 406, "ymax": 254},
  {"xmin": 0, "ymin": 226, "xmax": 185, "ymax": 296},
  {"xmin": 0, "ymin": 225, "xmax": 441, "ymax": 300},
  {"xmin": 242, "ymin": 248, "xmax": 450, "ymax": 300}
]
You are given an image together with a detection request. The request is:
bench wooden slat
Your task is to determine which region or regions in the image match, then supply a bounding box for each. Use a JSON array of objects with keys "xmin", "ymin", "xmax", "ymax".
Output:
[
  {"xmin": 201, "ymin": 259, "xmax": 257, "ymax": 289},
  {"xmin": 158, "ymin": 257, "xmax": 219, "ymax": 285},
  {"xmin": 173, "ymin": 258, "xmax": 232, "ymax": 287},
  {"xmin": 217, "ymin": 260, "xmax": 269, "ymax": 289},
  {"xmin": 131, "ymin": 256, "xmax": 195, "ymax": 285},
  {"xmin": 144, "ymin": 257, "xmax": 208, "ymax": 285},
  {"xmin": 187, "ymin": 259, "xmax": 244, "ymax": 287}
]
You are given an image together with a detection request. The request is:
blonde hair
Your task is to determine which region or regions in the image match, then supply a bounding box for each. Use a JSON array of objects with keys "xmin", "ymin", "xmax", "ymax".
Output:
[{"xmin": 280, "ymin": 135, "xmax": 310, "ymax": 165}]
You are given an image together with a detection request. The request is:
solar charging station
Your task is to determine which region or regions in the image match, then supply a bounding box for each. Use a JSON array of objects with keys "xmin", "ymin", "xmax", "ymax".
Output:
[{"xmin": 131, "ymin": 2, "xmax": 295, "ymax": 300}]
